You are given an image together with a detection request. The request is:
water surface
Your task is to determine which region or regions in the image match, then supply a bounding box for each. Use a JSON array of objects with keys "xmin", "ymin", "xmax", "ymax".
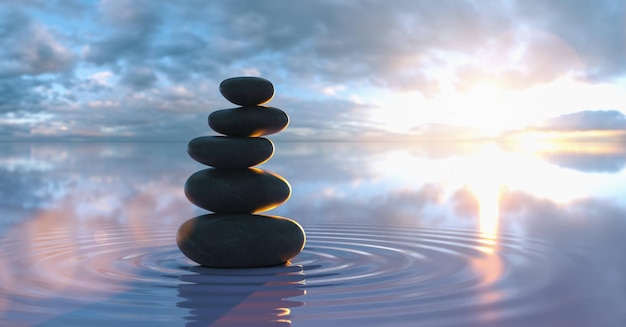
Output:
[{"xmin": 0, "ymin": 141, "xmax": 625, "ymax": 326}]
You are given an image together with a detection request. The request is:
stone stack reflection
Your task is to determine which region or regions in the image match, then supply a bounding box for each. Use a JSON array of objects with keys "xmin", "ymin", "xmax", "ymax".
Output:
[{"xmin": 177, "ymin": 77, "xmax": 306, "ymax": 268}]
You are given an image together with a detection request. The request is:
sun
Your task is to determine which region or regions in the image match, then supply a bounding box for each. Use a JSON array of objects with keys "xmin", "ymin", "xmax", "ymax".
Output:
[
  {"xmin": 366, "ymin": 77, "xmax": 623, "ymax": 138},
  {"xmin": 451, "ymin": 81, "xmax": 514, "ymax": 136},
  {"xmin": 367, "ymin": 80, "xmax": 518, "ymax": 137}
]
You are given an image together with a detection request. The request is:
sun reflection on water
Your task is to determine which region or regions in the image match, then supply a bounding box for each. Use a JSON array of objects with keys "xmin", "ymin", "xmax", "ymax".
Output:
[
  {"xmin": 466, "ymin": 143, "xmax": 505, "ymax": 314},
  {"xmin": 0, "ymin": 141, "xmax": 625, "ymax": 325},
  {"xmin": 467, "ymin": 143, "xmax": 502, "ymax": 253},
  {"xmin": 512, "ymin": 131, "xmax": 626, "ymax": 156}
]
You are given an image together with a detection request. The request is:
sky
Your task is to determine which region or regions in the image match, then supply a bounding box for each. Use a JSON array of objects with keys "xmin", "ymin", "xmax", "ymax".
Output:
[{"xmin": 0, "ymin": 0, "xmax": 625, "ymax": 141}]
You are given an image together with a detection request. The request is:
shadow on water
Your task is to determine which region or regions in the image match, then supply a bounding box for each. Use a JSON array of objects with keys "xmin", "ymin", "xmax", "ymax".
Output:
[{"xmin": 177, "ymin": 264, "xmax": 305, "ymax": 326}]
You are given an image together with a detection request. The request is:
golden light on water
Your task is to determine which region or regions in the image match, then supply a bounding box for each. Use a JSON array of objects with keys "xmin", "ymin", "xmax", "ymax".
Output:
[
  {"xmin": 513, "ymin": 130, "xmax": 626, "ymax": 154},
  {"xmin": 473, "ymin": 180, "xmax": 500, "ymax": 250},
  {"xmin": 467, "ymin": 143, "xmax": 502, "ymax": 253},
  {"xmin": 467, "ymin": 143, "xmax": 505, "ymax": 308}
]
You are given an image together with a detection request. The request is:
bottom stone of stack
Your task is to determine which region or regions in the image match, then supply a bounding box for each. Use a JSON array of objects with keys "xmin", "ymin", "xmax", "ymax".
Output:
[{"xmin": 177, "ymin": 214, "xmax": 306, "ymax": 268}]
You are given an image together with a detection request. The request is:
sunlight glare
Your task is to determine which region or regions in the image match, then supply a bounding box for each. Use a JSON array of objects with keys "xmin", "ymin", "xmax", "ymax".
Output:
[
  {"xmin": 366, "ymin": 76, "xmax": 626, "ymax": 138},
  {"xmin": 466, "ymin": 143, "xmax": 502, "ymax": 252},
  {"xmin": 369, "ymin": 91, "xmax": 427, "ymax": 133},
  {"xmin": 455, "ymin": 81, "xmax": 512, "ymax": 136}
]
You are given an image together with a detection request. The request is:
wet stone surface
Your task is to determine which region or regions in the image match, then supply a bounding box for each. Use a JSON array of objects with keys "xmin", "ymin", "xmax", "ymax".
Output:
[
  {"xmin": 184, "ymin": 167, "xmax": 291, "ymax": 214},
  {"xmin": 176, "ymin": 214, "xmax": 306, "ymax": 268},
  {"xmin": 219, "ymin": 77, "xmax": 274, "ymax": 106},
  {"xmin": 209, "ymin": 106, "xmax": 289, "ymax": 137},
  {"xmin": 187, "ymin": 136, "xmax": 274, "ymax": 168}
]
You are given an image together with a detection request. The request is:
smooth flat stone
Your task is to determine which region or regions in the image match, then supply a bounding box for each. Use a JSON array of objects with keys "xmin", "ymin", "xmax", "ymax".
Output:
[
  {"xmin": 220, "ymin": 77, "xmax": 274, "ymax": 106},
  {"xmin": 177, "ymin": 214, "xmax": 306, "ymax": 268},
  {"xmin": 209, "ymin": 106, "xmax": 289, "ymax": 137},
  {"xmin": 185, "ymin": 168, "xmax": 291, "ymax": 214},
  {"xmin": 188, "ymin": 136, "xmax": 274, "ymax": 168}
]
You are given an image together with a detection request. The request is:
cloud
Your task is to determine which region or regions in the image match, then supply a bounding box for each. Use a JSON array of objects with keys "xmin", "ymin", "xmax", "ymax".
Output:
[
  {"xmin": 194, "ymin": 0, "xmax": 621, "ymax": 91},
  {"xmin": 84, "ymin": 0, "xmax": 161, "ymax": 66},
  {"xmin": 269, "ymin": 96, "xmax": 383, "ymax": 140},
  {"xmin": 0, "ymin": 78, "xmax": 47, "ymax": 110},
  {"xmin": 515, "ymin": 0, "xmax": 626, "ymax": 81},
  {"xmin": 198, "ymin": 1, "xmax": 515, "ymax": 89},
  {"xmin": 121, "ymin": 66, "xmax": 158, "ymax": 90},
  {"xmin": 1, "ymin": 1, "xmax": 626, "ymax": 140},
  {"xmin": 0, "ymin": 11, "xmax": 74, "ymax": 77}
]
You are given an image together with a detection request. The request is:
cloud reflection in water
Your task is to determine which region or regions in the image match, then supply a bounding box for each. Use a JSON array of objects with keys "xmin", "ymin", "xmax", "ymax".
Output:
[{"xmin": 0, "ymin": 141, "xmax": 624, "ymax": 326}]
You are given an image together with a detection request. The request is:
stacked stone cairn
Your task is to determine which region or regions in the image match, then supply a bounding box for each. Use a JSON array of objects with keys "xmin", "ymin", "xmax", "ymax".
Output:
[{"xmin": 176, "ymin": 77, "xmax": 306, "ymax": 268}]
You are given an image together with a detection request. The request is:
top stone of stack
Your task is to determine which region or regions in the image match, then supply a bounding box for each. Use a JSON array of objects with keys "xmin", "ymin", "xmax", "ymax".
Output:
[{"xmin": 220, "ymin": 77, "xmax": 274, "ymax": 106}]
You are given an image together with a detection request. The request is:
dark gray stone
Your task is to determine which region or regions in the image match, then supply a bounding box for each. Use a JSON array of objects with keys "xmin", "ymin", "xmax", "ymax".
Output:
[
  {"xmin": 209, "ymin": 106, "xmax": 289, "ymax": 137},
  {"xmin": 185, "ymin": 168, "xmax": 291, "ymax": 213},
  {"xmin": 177, "ymin": 213, "xmax": 306, "ymax": 268},
  {"xmin": 187, "ymin": 136, "xmax": 274, "ymax": 168},
  {"xmin": 220, "ymin": 77, "xmax": 274, "ymax": 106}
]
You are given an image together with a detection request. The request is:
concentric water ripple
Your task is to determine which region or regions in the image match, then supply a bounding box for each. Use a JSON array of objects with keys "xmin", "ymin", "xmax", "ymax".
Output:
[
  {"xmin": 292, "ymin": 223, "xmax": 606, "ymax": 327},
  {"xmin": 0, "ymin": 223, "xmax": 615, "ymax": 326}
]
